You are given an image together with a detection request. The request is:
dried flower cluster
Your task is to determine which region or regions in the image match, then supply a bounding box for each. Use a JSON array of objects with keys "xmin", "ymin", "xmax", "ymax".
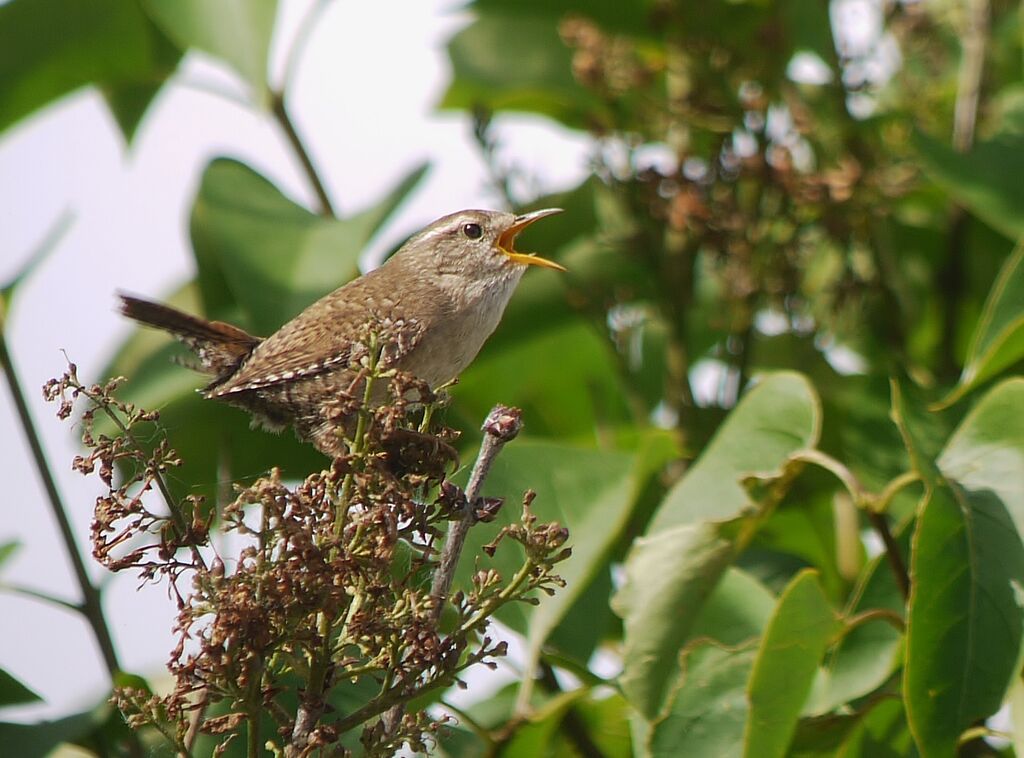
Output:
[{"xmin": 45, "ymin": 343, "xmax": 569, "ymax": 757}]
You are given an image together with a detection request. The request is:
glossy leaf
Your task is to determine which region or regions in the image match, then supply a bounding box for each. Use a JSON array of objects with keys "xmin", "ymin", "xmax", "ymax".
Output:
[
  {"xmin": 938, "ymin": 378, "xmax": 1024, "ymax": 538},
  {"xmin": 0, "ymin": 0, "xmax": 175, "ymax": 137},
  {"xmin": 900, "ymin": 378, "xmax": 1024, "ymax": 753},
  {"xmin": 744, "ymin": 570, "xmax": 840, "ymax": 758},
  {"xmin": 939, "ymin": 243, "xmax": 1024, "ymax": 407},
  {"xmin": 142, "ymin": 0, "xmax": 277, "ymax": 104},
  {"xmin": 101, "ymin": 16, "xmax": 182, "ymax": 141},
  {"xmin": 650, "ymin": 372, "xmax": 820, "ymax": 531},
  {"xmin": 904, "ymin": 482, "xmax": 1024, "ymax": 756}
]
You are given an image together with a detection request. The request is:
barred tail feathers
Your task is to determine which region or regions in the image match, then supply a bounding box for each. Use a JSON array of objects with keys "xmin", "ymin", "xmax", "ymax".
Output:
[{"xmin": 117, "ymin": 294, "xmax": 261, "ymax": 377}]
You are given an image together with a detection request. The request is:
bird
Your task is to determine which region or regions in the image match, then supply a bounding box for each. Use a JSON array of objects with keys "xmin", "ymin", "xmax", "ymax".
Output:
[{"xmin": 118, "ymin": 208, "xmax": 565, "ymax": 456}]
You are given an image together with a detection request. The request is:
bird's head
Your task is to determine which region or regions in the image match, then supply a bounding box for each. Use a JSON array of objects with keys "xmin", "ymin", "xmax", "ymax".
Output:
[{"xmin": 396, "ymin": 208, "xmax": 566, "ymax": 286}]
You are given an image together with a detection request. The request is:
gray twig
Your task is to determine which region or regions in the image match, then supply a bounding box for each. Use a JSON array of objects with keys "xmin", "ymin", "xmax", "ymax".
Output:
[{"xmin": 429, "ymin": 404, "xmax": 523, "ymax": 620}]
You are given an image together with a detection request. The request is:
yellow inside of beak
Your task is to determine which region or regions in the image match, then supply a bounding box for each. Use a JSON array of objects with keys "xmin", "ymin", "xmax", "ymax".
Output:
[{"xmin": 498, "ymin": 225, "xmax": 567, "ymax": 272}]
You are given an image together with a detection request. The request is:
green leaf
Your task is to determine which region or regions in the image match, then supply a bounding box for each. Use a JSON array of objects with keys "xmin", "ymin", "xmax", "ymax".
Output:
[
  {"xmin": 614, "ymin": 373, "xmax": 820, "ymax": 719},
  {"xmin": 689, "ymin": 567, "xmax": 777, "ymax": 646},
  {"xmin": 650, "ymin": 372, "xmax": 821, "ymax": 531},
  {"xmin": 142, "ymin": 0, "xmax": 277, "ymax": 105},
  {"xmin": 499, "ymin": 688, "xmax": 590, "ymax": 756},
  {"xmin": 101, "ymin": 16, "xmax": 182, "ymax": 141},
  {"xmin": 453, "ymin": 438, "xmax": 657, "ymax": 672},
  {"xmin": 552, "ymin": 691, "xmax": 633, "ymax": 758},
  {"xmin": 0, "ymin": 0, "xmax": 174, "ymax": 137},
  {"xmin": 191, "ymin": 157, "xmax": 427, "ymax": 335},
  {"xmin": 743, "ymin": 570, "xmax": 840, "ymax": 758},
  {"xmin": 903, "ymin": 483, "xmax": 1024, "ymax": 756},
  {"xmin": 938, "ymin": 377, "xmax": 1024, "ymax": 545},
  {"xmin": 913, "ymin": 129, "xmax": 1024, "ymax": 241},
  {"xmin": 626, "ymin": 569, "xmax": 774, "ymax": 756},
  {"xmin": 614, "ymin": 521, "xmax": 737, "ymax": 720},
  {"xmin": 649, "ymin": 641, "xmax": 759, "ymax": 757},
  {"xmin": 939, "ymin": 242, "xmax": 1024, "ymax": 407},
  {"xmin": 0, "ymin": 669, "xmax": 42, "ymax": 707},
  {"xmin": 900, "ymin": 379, "xmax": 1024, "ymax": 754},
  {"xmin": 840, "ymin": 698, "xmax": 917, "ymax": 758},
  {"xmin": 454, "ymin": 317, "xmax": 633, "ymax": 441}
]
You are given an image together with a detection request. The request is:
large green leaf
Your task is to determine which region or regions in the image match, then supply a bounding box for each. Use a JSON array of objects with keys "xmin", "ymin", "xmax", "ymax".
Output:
[
  {"xmin": 613, "ymin": 373, "xmax": 820, "ymax": 719},
  {"xmin": 914, "ymin": 129, "xmax": 1024, "ymax": 241},
  {"xmin": 614, "ymin": 521, "xmax": 737, "ymax": 720},
  {"xmin": 0, "ymin": 0, "xmax": 176, "ymax": 137},
  {"xmin": 649, "ymin": 372, "xmax": 820, "ymax": 531},
  {"xmin": 689, "ymin": 567, "xmax": 777, "ymax": 646},
  {"xmin": 142, "ymin": 0, "xmax": 277, "ymax": 105},
  {"xmin": 191, "ymin": 158, "xmax": 427, "ymax": 334},
  {"xmin": 904, "ymin": 486, "xmax": 1024, "ymax": 755},
  {"xmin": 939, "ymin": 242, "xmax": 1024, "ymax": 406},
  {"xmin": 743, "ymin": 570, "xmax": 840, "ymax": 758},
  {"xmin": 901, "ymin": 381, "xmax": 1024, "ymax": 753},
  {"xmin": 453, "ymin": 317, "xmax": 633, "ymax": 441},
  {"xmin": 903, "ymin": 380, "xmax": 1024, "ymax": 754}
]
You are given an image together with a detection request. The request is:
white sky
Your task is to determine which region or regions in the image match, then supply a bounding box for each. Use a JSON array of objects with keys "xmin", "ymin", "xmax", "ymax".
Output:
[{"xmin": 0, "ymin": 0, "xmax": 591, "ymax": 722}]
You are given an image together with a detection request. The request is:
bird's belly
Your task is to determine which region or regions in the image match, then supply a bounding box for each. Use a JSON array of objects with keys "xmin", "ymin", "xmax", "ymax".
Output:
[{"xmin": 401, "ymin": 283, "xmax": 514, "ymax": 386}]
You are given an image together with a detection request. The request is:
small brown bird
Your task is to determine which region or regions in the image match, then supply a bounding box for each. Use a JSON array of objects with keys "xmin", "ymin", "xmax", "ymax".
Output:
[{"xmin": 119, "ymin": 208, "xmax": 564, "ymax": 455}]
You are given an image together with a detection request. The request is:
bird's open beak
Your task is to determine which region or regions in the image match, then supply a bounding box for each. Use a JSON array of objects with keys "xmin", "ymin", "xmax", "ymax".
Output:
[{"xmin": 498, "ymin": 208, "xmax": 567, "ymax": 271}]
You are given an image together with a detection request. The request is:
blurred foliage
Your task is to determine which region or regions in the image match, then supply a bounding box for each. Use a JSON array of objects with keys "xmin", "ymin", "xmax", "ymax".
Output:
[{"xmin": 3, "ymin": 0, "xmax": 1024, "ymax": 755}]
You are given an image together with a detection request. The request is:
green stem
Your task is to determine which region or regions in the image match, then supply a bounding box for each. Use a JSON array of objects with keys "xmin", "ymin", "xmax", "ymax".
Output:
[
  {"xmin": 843, "ymin": 608, "xmax": 906, "ymax": 633},
  {"xmin": 873, "ymin": 470, "xmax": 921, "ymax": 514},
  {"xmin": 270, "ymin": 90, "xmax": 336, "ymax": 218}
]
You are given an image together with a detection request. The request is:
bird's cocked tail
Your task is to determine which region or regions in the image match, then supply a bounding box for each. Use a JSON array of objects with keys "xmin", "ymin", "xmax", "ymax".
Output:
[{"xmin": 118, "ymin": 294, "xmax": 261, "ymax": 379}]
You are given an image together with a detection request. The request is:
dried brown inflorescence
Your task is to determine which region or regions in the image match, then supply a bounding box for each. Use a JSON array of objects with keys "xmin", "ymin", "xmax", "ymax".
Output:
[{"xmin": 45, "ymin": 338, "xmax": 569, "ymax": 756}]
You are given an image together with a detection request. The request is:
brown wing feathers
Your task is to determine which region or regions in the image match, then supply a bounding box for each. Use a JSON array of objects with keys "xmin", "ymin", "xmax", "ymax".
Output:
[{"xmin": 118, "ymin": 294, "xmax": 261, "ymax": 379}]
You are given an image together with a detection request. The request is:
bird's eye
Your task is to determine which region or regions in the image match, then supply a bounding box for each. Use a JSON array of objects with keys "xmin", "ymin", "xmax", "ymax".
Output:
[{"xmin": 462, "ymin": 222, "xmax": 483, "ymax": 240}]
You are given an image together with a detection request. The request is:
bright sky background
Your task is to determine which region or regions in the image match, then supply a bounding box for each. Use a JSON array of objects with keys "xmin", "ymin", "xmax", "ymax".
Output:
[{"xmin": 0, "ymin": 0, "xmax": 592, "ymax": 722}]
